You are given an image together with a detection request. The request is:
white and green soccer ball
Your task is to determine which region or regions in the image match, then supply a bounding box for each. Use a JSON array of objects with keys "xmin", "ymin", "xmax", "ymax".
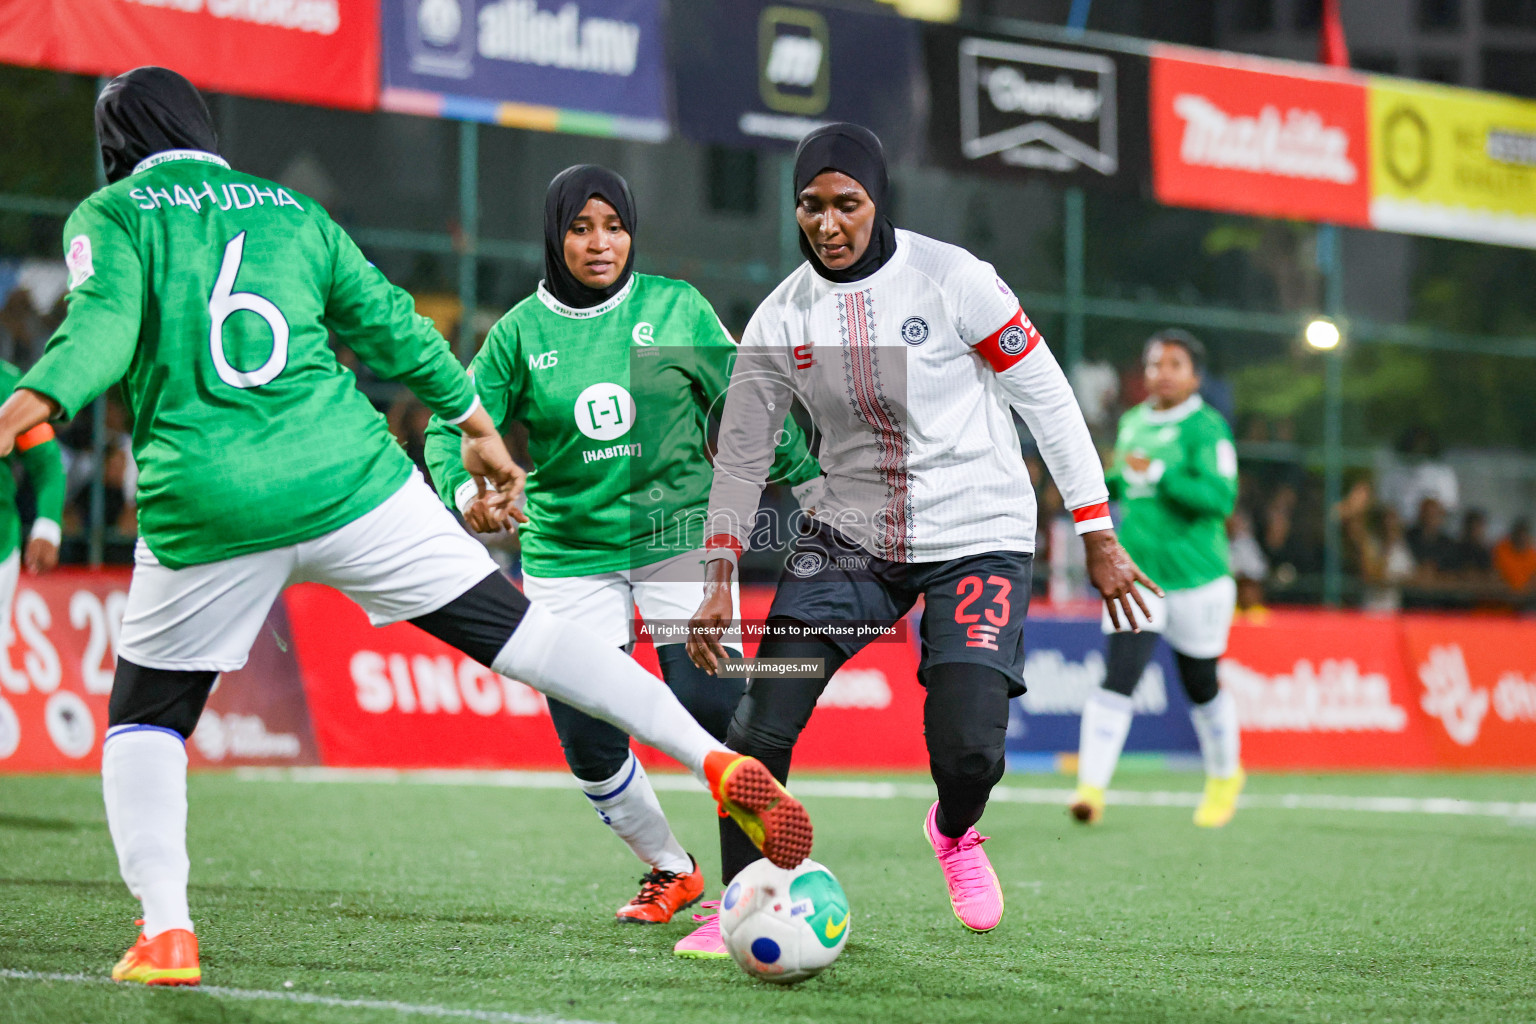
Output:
[{"xmin": 719, "ymin": 858, "xmax": 850, "ymax": 985}]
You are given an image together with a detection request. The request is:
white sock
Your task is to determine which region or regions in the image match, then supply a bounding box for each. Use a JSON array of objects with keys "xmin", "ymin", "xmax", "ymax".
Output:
[
  {"xmin": 1190, "ymin": 689, "xmax": 1241, "ymax": 779},
  {"xmin": 494, "ymin": 604, "xmax": 728, "ymax": 778},
  {"xmin": 102, "ymin": 726, "xmax": 193, "ymax": 938},
  {"xmin": 1077, "ymin": 689, "xmax": 1134, "ymax": 790},
  {"xmin": 580, "ymin": 753, "xmax": 693, "ymax": 875}
]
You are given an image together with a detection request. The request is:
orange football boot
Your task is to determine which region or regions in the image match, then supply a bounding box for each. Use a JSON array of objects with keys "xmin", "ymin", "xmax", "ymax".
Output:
[
  {"xmin": 703, "ymin": 751, "xmax": 813, "ymax": 869},
  {"xmin": 112, "ymin": 922, "xmax": 200, "ymax": 986},
  {"xmin": 615, "ymin": 856, "xmax": 706, "ymax": 924}
]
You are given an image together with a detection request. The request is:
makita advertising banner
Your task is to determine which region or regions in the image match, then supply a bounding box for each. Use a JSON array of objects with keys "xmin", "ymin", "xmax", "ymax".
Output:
[
  {"xmin": 380, "ymin": 0, "xmax": 668, "ymax": 141},
  {"xmin": 925, "ymin": 26, "xmax": 1151, "ymax": 193},
  {"xmin": 1149, "ymin": 46, "xmax": 1371, "ymax": 227},
  {"xmin": 670, "ymin": 0, "xmax": 923, "ymax": 150},
  {"xmin": 5, "ymin": 572, "xmax": 1536, "ymax": 775},
  {"xmin": 0, "ymin": 0, "xmax": 379, "ymax": 110}
]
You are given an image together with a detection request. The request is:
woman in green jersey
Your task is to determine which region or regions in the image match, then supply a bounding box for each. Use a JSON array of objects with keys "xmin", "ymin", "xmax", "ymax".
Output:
[
  {"xmin": 425, "ymin": 165, "xmax": 820, "ymax": 929},
  {"xmin": 1070, "ymin": 329, "xmax": 1243, "ymax": 829}
]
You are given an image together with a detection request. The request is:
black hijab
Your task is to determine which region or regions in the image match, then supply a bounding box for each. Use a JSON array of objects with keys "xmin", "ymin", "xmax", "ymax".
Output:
[
  {"xmin": 793, "ymin": 123, "xmax": 897, "ymax": 283},
  {"xmin": 543, "ymin": 164, "xmax": 637, "ymax": 309},
  {"xmin": 96, "ymin": 67, "xmax": 220, "ymax": 184}
]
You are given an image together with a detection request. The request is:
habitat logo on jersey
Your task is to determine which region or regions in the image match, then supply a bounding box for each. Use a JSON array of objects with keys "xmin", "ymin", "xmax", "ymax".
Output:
[
  {"xmin": 574, "ymin": 382, "xmax": 635, "ymax": 442},
  {"xmin": 959, "ymin": 37, "xmax": 1117, "ymax": 175}
]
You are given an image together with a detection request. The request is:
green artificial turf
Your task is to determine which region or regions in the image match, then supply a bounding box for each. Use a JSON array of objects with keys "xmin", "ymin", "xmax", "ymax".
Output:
[{"xmin": 1, "ymin": 770, "xmax": 1533, "ymax": 1023}]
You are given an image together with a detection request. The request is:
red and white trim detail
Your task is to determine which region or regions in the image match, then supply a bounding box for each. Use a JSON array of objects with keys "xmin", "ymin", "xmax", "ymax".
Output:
[
  {"xmin": 1071, "ymin": 501, "xmax": 1114, "ymax": 535},
  {"xmin": 974, "ymin": 308, "xmax": 1042, "ymax": 372},
  {"xmin": 704, "ymin": 533, "xmax": 743, "ymax": 566}
]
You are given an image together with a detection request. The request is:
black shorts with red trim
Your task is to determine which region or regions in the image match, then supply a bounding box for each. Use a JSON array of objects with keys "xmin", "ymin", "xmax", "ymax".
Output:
[{"xmin": 765, "ymin": 521, "xmax": 1033, "ymax": 695}]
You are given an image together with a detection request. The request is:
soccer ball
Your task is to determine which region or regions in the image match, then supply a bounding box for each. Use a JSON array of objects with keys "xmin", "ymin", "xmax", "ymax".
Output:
[{"xmin": 719, "ymin": 858, "xmax": 850, "ymax": 985}]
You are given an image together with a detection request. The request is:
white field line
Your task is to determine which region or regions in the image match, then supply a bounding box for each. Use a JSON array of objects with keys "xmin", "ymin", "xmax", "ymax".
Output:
[
  {"xmin": 234, "ymin": 767, "xmax": 1536, "ymax": 820},
  {"xmin": 0, "ymin": 968, "xmax": 615, "ymax": 1024}
]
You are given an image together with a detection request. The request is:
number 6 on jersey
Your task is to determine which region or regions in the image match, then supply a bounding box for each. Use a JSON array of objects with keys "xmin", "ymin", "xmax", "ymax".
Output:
[{"xmin": 209, "ymin": 231, "xmax": 289, "ymax": 389}]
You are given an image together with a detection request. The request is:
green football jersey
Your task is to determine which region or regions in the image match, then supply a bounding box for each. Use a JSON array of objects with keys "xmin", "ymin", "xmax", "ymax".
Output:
[
  {"xmin": 23, "ymin": 150, "xmax": 477, "ymax": 569},
  {"xmin": 1105, "ymin": 395, "xmax": 1238, "ymax": 592},
  {"xmin": 424, "ymin": 274, "xmax": 819, "ymax": 577},
  {"xmin": 0, "ymin": 361, "xmax": 66, "ymax": 562}
]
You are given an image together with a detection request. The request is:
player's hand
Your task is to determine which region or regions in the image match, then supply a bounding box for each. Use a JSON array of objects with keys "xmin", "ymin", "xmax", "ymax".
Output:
[
  {"xmin": 24, "ymin": 537, "xmax": 58, "ymax": 574},
  {"xmin": 1084, "ymin": 530, "xmax": 1162, "ymax": 631},
  {"xmin": 458, "ymin": 407, "xmax": 529, "ymax": 525},
  {"xmin": 462, "ymin": 496, "xmax": 511, "ymax": 534},
  {"xmin": 1124, "ymin": 453, "xmax": 1152, "ymax": 473},
  {"xmin": 0, "ymin": 389, "xmax": 58, "ymax": 457},
  {"xmin": 687, "ymin": 560, "xmax": 736, "ymax": 675}
]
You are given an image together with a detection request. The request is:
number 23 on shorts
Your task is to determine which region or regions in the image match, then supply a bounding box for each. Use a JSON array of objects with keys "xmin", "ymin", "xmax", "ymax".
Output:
[{"xmin": 954, "ymin": 575, "xmax": 1011, "ymax": 651}]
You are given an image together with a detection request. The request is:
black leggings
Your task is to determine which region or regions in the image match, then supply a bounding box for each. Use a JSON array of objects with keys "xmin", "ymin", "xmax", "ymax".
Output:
[
  {"xmin": 1101, "ymin": 630, "xmax": 1220, "ymax": 705},
  {"xmin": 718, "ymin": 617, "xmax": 1013, "ymax": 883},
  {"xmin": 545, "ymin": 643, "xmax": 744, "ymax": 782}
]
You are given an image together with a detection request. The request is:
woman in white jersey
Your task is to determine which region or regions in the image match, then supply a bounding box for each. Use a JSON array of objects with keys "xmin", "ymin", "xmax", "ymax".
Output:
[{"xmin": 682, "ymin": 124, "xmax": 1157, "ymax": 948}]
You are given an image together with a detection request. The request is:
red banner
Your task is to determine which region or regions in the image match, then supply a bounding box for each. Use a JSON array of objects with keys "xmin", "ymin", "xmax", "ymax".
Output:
[
  {"xmin": 0, "ymin": 0, "xmax": 379, "ymax": 111},
  {"xmin": 283, "ymin": 583, "xmax": 930, "ymax": 773},
  {"xmin": 7, "ymin": 570, "xmax": 1536, "ymax": 775},
  {"xmin": 1221, "ymin": 610, "xmax": 1436, "ymax": 770},
  {"xmin": 1150, "ymin": 46, "xmax": 1370, "ymax": 226},
  {"xmin": 0, "ymin": 569, "xmax": 317, "ymax": 772},
  {"xmin": 1398, "ymin": 617, "xmax": 1536, "ymax": 768}
]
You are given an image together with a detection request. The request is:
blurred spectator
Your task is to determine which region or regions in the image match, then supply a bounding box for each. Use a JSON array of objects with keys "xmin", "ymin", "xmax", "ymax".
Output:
[
  {"xmin": 1406, "ymin": 497, "xmax": 1459, "ymax": 575},
  {"xmin": 1069, "ymin": 360, "xmax": 1119, "ymax": 431},
  {"xmin": 1385, "ymin": 426, "xmax": 1459, "ymax": 520},
  {"xmin": 1493, "ymin": 519, "xmax": 1536, "ymax": 595},
  {"xmin": 1259, "ymin": 483, "xmax": 1307, "ymax": 586},
  {"xmin": 1446, "ymin": 509, "xmax": 1495, "ymax": 582},
  {"xmin": 1228, "ymin": 508, "xmax": 1267, "ymax": 612},
  {"xmin": 1339, "ymin": 480, "xmax": 1415, "ymax": 612}
]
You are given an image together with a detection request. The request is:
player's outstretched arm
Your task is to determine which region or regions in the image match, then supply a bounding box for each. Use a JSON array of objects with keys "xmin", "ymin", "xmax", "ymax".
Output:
[
  {"xmin": 687, "ymin": 557, "xmax": 736, "ymax": 675},
  {"xmin": 321, "ymin": 218, "xmax": 480, "ymax": 427},
  {"xmin": 458, "ymin": 405, "xmax": 529, "ymax": 525},
  {"xmin": 14, "ymin": 424, "xmax": 66, "ymax": 574},
  {"xmin": 965, "ymin": 291, "xmax": 1163, "ymax": 627},
  {"xmin": 423, "ymin": 318, "xmax": 523, "ymax": 532},
  {"xmin": 0, "ymin": 390, "xmax": 60, "ymax": 458}
]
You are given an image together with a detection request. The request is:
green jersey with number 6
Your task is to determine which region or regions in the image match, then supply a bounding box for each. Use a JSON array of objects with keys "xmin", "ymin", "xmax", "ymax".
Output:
[
  {"xmin": 22, "ymin": 151, "xmax": 477, "ymax": 569},
  {"xmin": 1104, "ymin": 395, "xmax": 1238, "ymax": 593},
  {"xmin": 424, "ymin": 274, "xmax": 819, "ymax": 577}
]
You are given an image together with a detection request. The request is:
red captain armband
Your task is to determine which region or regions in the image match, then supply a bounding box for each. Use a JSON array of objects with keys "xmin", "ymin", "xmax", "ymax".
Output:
[
  {"xmin": 1071, "ymin": 502, "xmax": 1114, "ymax": 535},
  {"xmin": 704, "ymin": 533, "xmax": 743, "ymax": 564},
  {"xmin": 974, "ymin": 308, "xmax": 1042, "ymax": 372},
  {"xmin": 15, "ymin": 424, "xmax": 55, "ymax": 451}
]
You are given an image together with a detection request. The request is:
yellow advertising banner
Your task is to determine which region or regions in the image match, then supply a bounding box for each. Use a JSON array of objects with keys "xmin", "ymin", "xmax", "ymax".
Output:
[{"xmin": 1370, "ymin": 77, "xmax": 1536, "ymax": 247}]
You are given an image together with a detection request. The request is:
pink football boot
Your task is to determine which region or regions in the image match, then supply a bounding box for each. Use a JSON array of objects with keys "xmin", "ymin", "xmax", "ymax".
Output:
[
  {"xmin": 923, "ymin": 801, "xmax": 1004, "ymax": 932},
  {"xmin": 672, "ymin": 900, "xmax": 729, "ymax": 959}
]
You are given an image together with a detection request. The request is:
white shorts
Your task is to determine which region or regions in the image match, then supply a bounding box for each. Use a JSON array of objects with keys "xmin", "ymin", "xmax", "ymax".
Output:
[
  {"xmin": 1100, "ymin": 575, "xmax": 1236, "ymax": 659},
  {"xmin": 522, "ymin": 548, "xmax": 741, "ymax": 650},
  {"xmin": 118, "ymin": 472, "xmax": 498, "ymax": 673}
]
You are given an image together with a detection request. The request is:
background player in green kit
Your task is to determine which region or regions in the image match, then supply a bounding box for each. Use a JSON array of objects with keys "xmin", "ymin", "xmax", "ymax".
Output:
[
  {"xmin": 0, "ymin": 68, "xmax": 813, "ymax": 987},
  {"xmin": 425, "ymin": 166, "xmax": 820, "ymax": 930},
  {"xmin": 0, "ymin": 362, "xmax": 67, "ymax": 615},
  {"xmin": 1071, "ymin": 330, "xmax": 1244, "ymax": 828}
]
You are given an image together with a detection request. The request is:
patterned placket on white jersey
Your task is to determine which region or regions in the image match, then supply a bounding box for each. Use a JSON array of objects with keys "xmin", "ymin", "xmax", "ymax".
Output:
[{"xmin": 836, "ymin": 288, "xmax": 913, "ymax": 562}]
